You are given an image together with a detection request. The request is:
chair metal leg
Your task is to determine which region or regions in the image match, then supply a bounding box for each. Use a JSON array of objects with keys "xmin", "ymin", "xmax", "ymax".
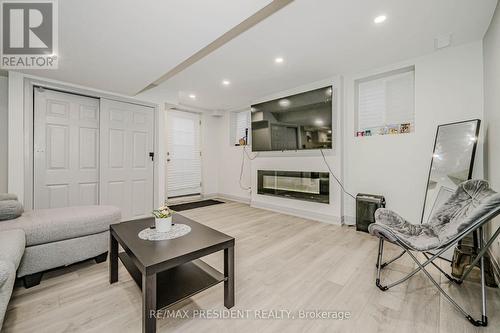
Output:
[
  {"xmin": 377, "ymin": 250, "xmax": 405, "ymax": 269},
  {"xmin": 479, "ymin": 227, "xmax": 488, "ymax": 326},
  {"xmin": 379, "ymin": 240, "xmax": 457, "ymax": 290},
  {"xmin": 423, "ymin": 253, "xmax": 462, "ymax": 284},
  {"xmin": 402, "ymin": 243, "xmax": 487, "ymax": 327},
  {"xmin": 460, "ymin": 225, "xmax": 500, "ymax": 282},
  {"xmin": 375, "ymin": 238, "xmax": 387, "ymax": 291}
]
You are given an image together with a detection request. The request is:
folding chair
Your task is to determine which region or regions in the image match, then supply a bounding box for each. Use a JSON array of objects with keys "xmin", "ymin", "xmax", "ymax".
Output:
[{"xmin": 368, "ymin": 179, "xmax": 500, "ymax": 326}]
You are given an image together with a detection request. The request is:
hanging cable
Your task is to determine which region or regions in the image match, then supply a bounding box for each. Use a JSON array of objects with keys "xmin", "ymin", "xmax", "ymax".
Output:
[
  {"xmin": 239, "ymin": 146, "xmax": 251, "ymax": 190},
  {"xmin": 320, "ymin": 149, "xmax": 356, "ymax": 200},
  {"xmin": 244, "ymin": 145, "xmax": 258, "ymax": 160},
  {"xmin": 238, "ymin": 145, "xmax": 259, "ymax": 190}
]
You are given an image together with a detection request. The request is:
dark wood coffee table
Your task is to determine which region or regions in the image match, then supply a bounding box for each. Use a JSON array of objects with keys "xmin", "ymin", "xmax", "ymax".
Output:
[{"xmin": 109, "ymin": 214, "xmax": 235, "ymax": 333}]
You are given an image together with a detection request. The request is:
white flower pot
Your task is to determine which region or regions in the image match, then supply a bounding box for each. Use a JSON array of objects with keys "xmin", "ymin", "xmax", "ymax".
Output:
[{"xmin": 155, "ymin": 216, "xmax": 172, "ymax": 232}]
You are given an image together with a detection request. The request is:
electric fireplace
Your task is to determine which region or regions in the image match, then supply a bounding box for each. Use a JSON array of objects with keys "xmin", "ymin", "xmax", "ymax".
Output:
[{"xmin": 257, "ymin": 170, "xmax": 329, "ymax": 204}]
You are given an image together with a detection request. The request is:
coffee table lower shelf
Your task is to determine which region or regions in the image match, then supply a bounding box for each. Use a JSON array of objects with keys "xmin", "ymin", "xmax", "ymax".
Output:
[{"xmin": 118, "ymin": 252, "xmax": 225, "ymax": 310}]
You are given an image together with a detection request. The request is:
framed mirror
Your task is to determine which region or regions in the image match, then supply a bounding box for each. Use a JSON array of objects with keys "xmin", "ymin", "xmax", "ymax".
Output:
[{"xmin": 421, "ymin": 119, "xmax": 481, "ymax": 224}]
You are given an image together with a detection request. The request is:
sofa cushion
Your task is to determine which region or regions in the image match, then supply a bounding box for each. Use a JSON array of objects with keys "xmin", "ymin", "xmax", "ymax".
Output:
[
  {"xmin": 0, "ymin": 200, "xmax": 24, "ymax": 221},
  {"xmin": 0, "ymin": 206, "xmax": 121, "ymax": 247},
  {"xmin": 0, "ymin": 193, "xmax": 17, "ymax": 201},
  {"xmin": 0, "ymin": 260, "xmax": 16, "ymax": 330},
  {"xmin": 0, "ymin": 261, "xmax": 10, "ymax": 287},
  {"xmin": 0, "ymin": 229, "xmax": 25, "ymax": 268}
]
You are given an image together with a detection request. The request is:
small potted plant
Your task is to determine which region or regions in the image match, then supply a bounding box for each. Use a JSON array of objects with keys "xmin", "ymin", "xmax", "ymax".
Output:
[{"xmin": 152, "ymin": 205, "xmax": 174, "ymax": 232}]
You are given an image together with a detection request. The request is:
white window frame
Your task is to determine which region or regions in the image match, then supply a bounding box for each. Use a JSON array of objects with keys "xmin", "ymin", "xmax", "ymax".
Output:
[
  {"xmin": 354, "ymin": 66, "xmax": 415, "ymax": 136},
  {"xmin": 230, "ymin": 109, "xmax": 251, "ymax": 146}
]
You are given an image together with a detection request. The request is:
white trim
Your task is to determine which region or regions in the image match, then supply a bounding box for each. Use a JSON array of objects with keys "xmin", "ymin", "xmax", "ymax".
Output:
[
  {"xmin": 342, "ymin": 215, "xmax": 356, "ymax": 226},
  {"xmin": 7, "ymin": 72, "xmax": 24, "ymax": 202},
  {"xmin": 251, "ymin": 200, "xmax": 341, "ymax": 225},
  {"xmin": 22, "ymin": 73, "xmax": 157, "ymax": 108},
  {"xmin": 215, "ymin": 193, "xmax": 251, "ymax": 205}
]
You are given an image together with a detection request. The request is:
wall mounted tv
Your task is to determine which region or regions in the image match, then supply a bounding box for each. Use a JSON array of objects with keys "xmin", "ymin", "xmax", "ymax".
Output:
[{"xmin": 251, "ymin": 86, "xmax": 333, "ymax": 152}]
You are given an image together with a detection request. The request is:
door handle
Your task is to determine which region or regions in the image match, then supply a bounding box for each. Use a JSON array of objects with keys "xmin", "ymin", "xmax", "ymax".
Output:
[
  {"xmin": 149, "ymin": 152, "xmax": 154, "ymax": 161},
  {"xmin": 166, "ymin": 158, "xmax": 171, "ymax": 162}
]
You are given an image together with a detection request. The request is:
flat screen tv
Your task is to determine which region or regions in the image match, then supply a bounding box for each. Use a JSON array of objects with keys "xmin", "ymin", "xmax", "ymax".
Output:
[{"xmin": 251, "ymin": 86, "xmax": 333, "ymax": 152}]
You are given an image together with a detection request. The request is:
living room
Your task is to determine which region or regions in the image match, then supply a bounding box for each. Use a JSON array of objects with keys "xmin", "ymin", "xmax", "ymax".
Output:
[{"xmin": 1, "ymin": 0, "xmax": 500, "ymax": 332}]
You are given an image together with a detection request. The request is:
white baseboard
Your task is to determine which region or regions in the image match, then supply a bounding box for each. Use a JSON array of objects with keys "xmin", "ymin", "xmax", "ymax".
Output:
[
  {"xmin": 342, "ymin": 215, "xmax": 356, "ymax": 226},
  {"xmin": 201, "ymin": 193, "xmax": 218, "ymax": 200},
  {"xmin": 250, "ymin": 200, "xmax": 341, "ymax": 225},
  {"xmin": 214, "ymin": 193, "xmax": 251, "ymax": 205}
]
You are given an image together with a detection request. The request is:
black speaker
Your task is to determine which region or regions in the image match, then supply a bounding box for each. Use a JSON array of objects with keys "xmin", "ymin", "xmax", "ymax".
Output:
[{"xmin": 356, "ymin": 194, "xmax": 386, "ymax": 233}]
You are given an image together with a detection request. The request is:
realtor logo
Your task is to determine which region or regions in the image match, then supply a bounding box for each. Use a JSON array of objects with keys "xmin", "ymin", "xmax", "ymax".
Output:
[{"xmin": 1, "ymin": 0, "xmax": 58, "ymax": 69}]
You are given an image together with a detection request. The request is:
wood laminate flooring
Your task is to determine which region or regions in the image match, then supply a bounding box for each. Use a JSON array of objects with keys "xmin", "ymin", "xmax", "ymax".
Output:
[{"xmin": 4, "ymin": 201, "xmax": 500, "ymax": 332}]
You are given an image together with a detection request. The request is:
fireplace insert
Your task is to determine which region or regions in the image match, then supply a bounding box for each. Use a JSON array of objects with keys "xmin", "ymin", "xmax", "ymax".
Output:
[{"xmin": 257, "ymin": 170, "xmax": 329, "ymax": 204}]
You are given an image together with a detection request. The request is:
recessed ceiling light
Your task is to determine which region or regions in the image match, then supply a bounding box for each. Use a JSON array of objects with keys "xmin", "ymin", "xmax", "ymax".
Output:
[
  {"xmin": 278, "ymin": 99, "xmax": 291, "ymax": 107},
  {"xmin": 315, "ymin": 119, "xmax": 324, "ymax": 126},
  {"xmin": 374, "ymin": 15, "xmax": 387, "ymax": 24},
  {"xmin": 222, "ymin": 80, "xmax": 231, "ymax": 86},
  {"xmin": 189, "ymin": 94, "xmax": 196, "ymax": 99},
  {"xmin": 275, "ymin": 57, "xmax": 284, "ymax": 64}
]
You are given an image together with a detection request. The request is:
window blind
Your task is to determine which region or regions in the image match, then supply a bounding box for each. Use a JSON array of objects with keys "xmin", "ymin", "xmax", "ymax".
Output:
[
  {"xmin": 231, "ymin": 110, "xmax": 250, "ymax": 145},
  {"xmin": 356, "ymin": 67, "xmax": 415, "ymax": 133}
]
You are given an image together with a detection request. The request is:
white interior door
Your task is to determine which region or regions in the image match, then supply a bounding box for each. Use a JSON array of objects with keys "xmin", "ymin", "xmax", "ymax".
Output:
[
  {"xmin": 166, "ymin": 110, "xmax": 202, "ymax": 198},
  {"xmin": 34, "ymin": 88, "xmax": 100, "ymax": 209},
  {"xmin": 100, "ymin": 99, "xmax": 154, "ymax": 219}
]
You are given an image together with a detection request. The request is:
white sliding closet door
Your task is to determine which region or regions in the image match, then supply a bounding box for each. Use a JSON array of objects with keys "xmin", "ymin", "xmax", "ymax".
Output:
[
  {"xmin": 34, "ymin": 88, "xmax": 100, "ymax": 209},
  {"xmin": 166, "ymin": 110, "xmax": 202, "ymax": 198},
  {"xmin": 100, "ymin": 99, "xmax": 154, "ymax": 219}
]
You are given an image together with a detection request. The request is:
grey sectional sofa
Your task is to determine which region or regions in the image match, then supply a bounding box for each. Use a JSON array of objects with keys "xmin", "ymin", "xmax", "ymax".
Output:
[
  {"xmin": 0, "ymin": 205, "xmax": 121, "ymax": 330},
  {"xmin": 0, "ymin": 205, "xmax": 121, "ymax": 286}
]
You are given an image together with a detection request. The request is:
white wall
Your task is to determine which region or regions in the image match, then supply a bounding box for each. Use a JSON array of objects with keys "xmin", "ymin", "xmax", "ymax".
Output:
[
  {"xmin": 343, "ymin": 41, "xmax": 485, "ymax": 223},
  {"xmin": 216, "ymin": 111, "xmax": 252, "ymax": 203},
  {"xmin": 483, "ymin": 2, "xmax": 500, "ymax": 265},
  {"xmin": 200, "ymin": 112, "xmax": 221, "ymax": 196},
  {"xmin": 0, "ymin": 76, "xmax": 8, "ymax": 192}
]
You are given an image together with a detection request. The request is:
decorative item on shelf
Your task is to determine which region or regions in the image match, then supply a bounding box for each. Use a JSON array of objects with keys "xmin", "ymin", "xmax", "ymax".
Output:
[
  {"xmin": 236, "ymin": 128, "xmax": 248, "ymax": 146},
  {"xmin": 400, "ymin": 123, "xmax": 411, "ymax": 134},
  {"xmin": 356, "ymin": 131, "xmax": 365, "ymax": 137},
  {"xmin": 388, "ymin": 125, "xmax": 399, "ymax": 135},
  {"xmin": 152, "ymin": 205, "xmax": 174, "ymax": 232},
  {"xmin": 378, "ymin": 126, "xmax": 388, "ymax": 135},
  {"xmin": 364, "ymin": 129, "xmax": 372, "ymax": 136}
]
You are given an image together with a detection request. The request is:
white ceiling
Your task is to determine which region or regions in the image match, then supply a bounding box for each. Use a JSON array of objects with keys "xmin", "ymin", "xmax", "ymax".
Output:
[
  {"xmin": 22, "ymin": 0, "xmax": 275, "ymax": 95},
  {"xmin": 140, "ymin": 0, "xmax": 497, "ymax": 110},
  {"xmin": 21, "ymin": 0, "xmax": 497, "ymax": 109}
]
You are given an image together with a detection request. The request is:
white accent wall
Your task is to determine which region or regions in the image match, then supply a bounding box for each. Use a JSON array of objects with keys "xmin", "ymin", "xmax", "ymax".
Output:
[
  {"xmin": 249, "ymin": 79, "xmax": 343, "ymax": 224},
  {"xmin": 343, "ymin": 41, "xmax": 485, "ymax": 223},
  {"xmin": 0, "ymin": 76, "xmax": 8, "ymax": 192},
  {"xmin": 216, "ymin": 78, "xmax": 343, "ymax": 224},
  {"xmin": 483, "ymin": 2, "xmax": 500, "ymax": 265}
]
